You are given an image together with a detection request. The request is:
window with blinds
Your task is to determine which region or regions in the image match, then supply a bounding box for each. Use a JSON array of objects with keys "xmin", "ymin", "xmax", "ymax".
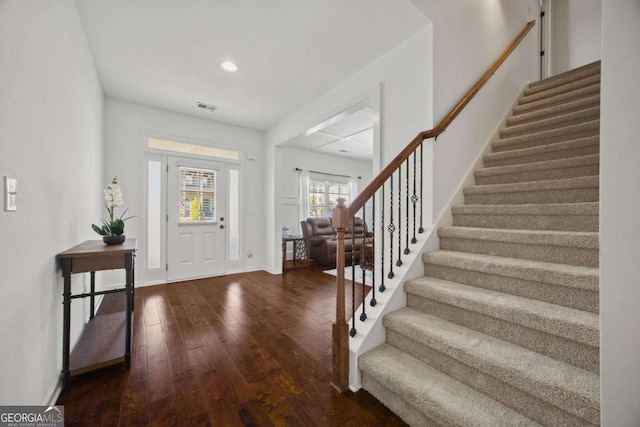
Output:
[
  {"xmin": 178, "ymin": 167, "xmax": 216, "ymax": 222},
  {"xmin": 308, "ymin": 177, "xmax": 351, "ymax": 217}
]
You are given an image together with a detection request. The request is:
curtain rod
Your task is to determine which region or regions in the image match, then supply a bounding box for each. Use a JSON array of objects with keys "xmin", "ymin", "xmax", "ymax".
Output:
[{"xmin": 295, "ymin": 168, "xmax": 361, "ymax": 179}]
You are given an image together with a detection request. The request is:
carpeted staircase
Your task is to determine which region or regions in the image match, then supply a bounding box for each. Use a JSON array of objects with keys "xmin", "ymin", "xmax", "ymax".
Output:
[{"xmin": 359, "ymin": 61, "xmax": 601, "ymax": 426}]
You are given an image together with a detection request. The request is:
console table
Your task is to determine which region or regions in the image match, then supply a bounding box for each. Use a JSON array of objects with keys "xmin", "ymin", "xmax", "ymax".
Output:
[{"xmin": 56, "ymin": 239, "xmax": 136, "ymax": 387}]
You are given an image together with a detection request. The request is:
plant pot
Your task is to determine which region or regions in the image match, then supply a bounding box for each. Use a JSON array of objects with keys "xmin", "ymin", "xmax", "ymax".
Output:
[{"xmin": 103, "ymin": 234, "xmax": 126, "ymax": 245}]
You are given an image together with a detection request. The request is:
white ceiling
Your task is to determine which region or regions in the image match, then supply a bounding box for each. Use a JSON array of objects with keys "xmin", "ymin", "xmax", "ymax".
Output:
[
  {"xmin": 75, "ymin": 0, "xmax": 429, "ymax": 131},
  {"xmin": 285, "ymin": 105, "xmax": 374, "ymax": 161}
]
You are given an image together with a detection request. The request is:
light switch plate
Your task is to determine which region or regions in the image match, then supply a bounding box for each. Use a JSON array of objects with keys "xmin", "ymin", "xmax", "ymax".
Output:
[{"xmin": 4, "ymin": 176, "xmax": 17, "ymax": 211}]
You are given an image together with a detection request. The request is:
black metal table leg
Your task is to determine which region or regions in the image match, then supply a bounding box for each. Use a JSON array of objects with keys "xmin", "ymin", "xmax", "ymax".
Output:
[
  {"xmin": 131, "ymin": 254, "xmax": 136, "ymax": 311},
  {"xmin": 124, "ymin": 252, "xmax": 133, "ymax": 367},
  {"xmin": 89, "ymin": 271, "xmax": 95, "ymax": 319},
  {"xmin": 61, "ymin": 258, "xmax": 72, "ymax": 389}
]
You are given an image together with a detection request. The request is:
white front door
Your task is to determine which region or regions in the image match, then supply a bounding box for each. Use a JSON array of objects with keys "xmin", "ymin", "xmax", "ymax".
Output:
[{"xmin": 167, "ymin": 156, "xmax": 226, "ymax": 281}]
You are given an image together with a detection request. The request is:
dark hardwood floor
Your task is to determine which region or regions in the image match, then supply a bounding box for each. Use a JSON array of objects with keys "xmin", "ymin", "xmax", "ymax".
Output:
[{"xmin": 57, "ymin": 265, "xmax": 407, "ymax": 426}]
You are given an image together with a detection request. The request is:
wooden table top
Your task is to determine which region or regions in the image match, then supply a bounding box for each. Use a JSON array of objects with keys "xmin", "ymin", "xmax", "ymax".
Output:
[{"xmin": 57, "ymin": 239, "xmax": 137, "ymax": 259}]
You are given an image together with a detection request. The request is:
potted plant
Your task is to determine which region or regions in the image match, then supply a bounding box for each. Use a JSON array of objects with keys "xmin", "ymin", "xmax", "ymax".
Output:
[{"xmin": 92, "ymin": 177, "xmax": 135, "ymax": 244}]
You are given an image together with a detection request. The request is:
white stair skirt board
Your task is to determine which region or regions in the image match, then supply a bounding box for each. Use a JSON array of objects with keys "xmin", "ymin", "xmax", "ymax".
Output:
[{"xmin": 324, "ymin": 266, "xmax": 373, "ymax": 286}]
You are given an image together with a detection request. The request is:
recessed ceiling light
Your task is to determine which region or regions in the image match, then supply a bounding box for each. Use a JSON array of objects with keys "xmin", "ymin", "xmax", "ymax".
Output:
[{"xmin": 221, "ymin": 61, "xmax": 239, "ymax": 72}]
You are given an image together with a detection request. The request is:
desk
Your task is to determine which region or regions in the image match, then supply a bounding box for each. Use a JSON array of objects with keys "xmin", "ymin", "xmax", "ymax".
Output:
[
  {"xmin": 282, "ymin": 236, "xmax": 309, "ymax": 271},
  {"xmin": 56, "ymin": 239, "xmax": 136, "ymax": 387}
]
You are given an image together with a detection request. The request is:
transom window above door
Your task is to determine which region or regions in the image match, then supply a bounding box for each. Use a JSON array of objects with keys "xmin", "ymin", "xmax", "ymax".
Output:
[{"xmin": 148, "ymin": 137, "xmax": 239, "ymax": 160}]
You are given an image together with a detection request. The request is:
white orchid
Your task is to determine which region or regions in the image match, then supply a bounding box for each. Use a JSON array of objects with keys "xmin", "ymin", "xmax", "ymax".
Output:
[
  {"xmin": 92, "ymin": 177, "xmax": 134, "ymax": 236},
  {"xmin": 104, "ymin": 179, "xmax": 124, "ymax": 208}
]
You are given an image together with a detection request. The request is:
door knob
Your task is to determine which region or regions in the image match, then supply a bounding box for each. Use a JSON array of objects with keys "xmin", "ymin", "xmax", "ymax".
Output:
[{"xmin": 220, "ymin": 217, "xmax": 224, "ymax": 221}]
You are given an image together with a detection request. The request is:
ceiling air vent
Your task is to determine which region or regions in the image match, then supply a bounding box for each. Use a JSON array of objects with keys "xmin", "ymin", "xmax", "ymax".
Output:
[{"xmin": 196, "ymin": 102, "xmax": 218, "ymax": 112}]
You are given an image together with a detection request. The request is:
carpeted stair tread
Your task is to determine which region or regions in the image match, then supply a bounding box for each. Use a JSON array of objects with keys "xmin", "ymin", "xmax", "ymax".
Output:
[
  {"xmin": 500, "ymin": 106, "xmax": 599, "ymax": 139},
  {"xmin": 474, "ymin": 154, "xmax": 599, "ymax": 185},
  {"xmin": 525, "ymin": 61, "xmax": 600, "ymax": 94},
  {"xmin": 422, "ymin": 250, "xmax": 599, "ymax": 292},
  {"xmin": 492, "ymin": 120, "xmax": 599, "ymax": 153},
  {"xmin": 438, "ymin": 226, "xmax": 598, "ymax": 249},
  {"xmin": 421, "ymin": 250, "xmax": 599, "ymax": 313},
  {"xmin": 519, "ymin": 74, "xmax": 600, "ymax": 105},
  {"xmin": 463, "ymin": 175, "xmax": 599, "ymax": 206},
  {"xmin": 359, "ymin": 344, "xmax": 539, "ymax": 426},
  {"xmin": 507, "ymin": 95, "xmax": 600, "ymax": 127},
  {"xmin": 483, "ymin": 136, "xmax": 599, "ymax": 168},
  {"xmin": 360, "ymin": 375, "xmax": 438, "ymax": 427},
  {"xmin": 404, "ymin": 277, "xmax": 599, "ymax": 347},
  {"xmin": 465, "ymin": 175, "xmax": 598, "ymax": 194},
  {"xmin": 452, "ymin": 202, "xmax": 598, "ymax": 232},
  {"xmin": 438, "ymin": 226, "xmax": 598, "ymax": 267},
  {"xmin": 513, "ymin": 84, "xmax": 600, "ymax": 116},
  {"xmin": 383, "ymin": 309, "xmax": 600, "ymax": 424},
  {"xmin": 404, "ymin": 278, "xmax": 600, "ymax": 373}
]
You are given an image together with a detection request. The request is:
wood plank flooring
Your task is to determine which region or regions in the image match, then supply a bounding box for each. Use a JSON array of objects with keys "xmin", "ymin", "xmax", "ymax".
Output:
[{"xmin": 57, "ymin": 266, "xmax": 407, "ymax": 426}]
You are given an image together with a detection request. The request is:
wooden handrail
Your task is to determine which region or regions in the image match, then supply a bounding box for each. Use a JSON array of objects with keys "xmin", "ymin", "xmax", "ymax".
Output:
[
  {"xmin": 348, "ymin": 20, "xmax": 535, "ymax": 216},
  {"xmin": 330, "ymin": 20, "xmax": 536, "ymax": 394}
]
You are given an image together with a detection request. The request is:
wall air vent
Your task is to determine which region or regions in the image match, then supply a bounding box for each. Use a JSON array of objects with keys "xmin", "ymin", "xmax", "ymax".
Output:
[{"xmin": 196, "ymin": 102, "xmax": 218, "ymax": 112}]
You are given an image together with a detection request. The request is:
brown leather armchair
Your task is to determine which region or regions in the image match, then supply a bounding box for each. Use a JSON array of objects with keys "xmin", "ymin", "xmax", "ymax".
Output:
[{"xmin": 300, "ymin": 216, "xmax": 373, "ymax": 266}]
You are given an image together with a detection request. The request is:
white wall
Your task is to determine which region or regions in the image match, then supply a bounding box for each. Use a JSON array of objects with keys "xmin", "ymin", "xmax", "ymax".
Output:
[
  {"xmin": 103, "ymin": 99, "xmax": 266, "ymax": 279},
  {"xmin": 600, "ymin": 1, "xmax": 640, "ymax": 425},
  {"xmin": 0, "ymin": 1, "xmax": 104, "ymax": 404},
  {"xmin": 409, "ymin": 0, "xmax": 540, "ymax": 221},
  {"xmin": 551, "ymin": 0, "xmax": 602, "ymax": 76},
  {"xmin": 279, "ymin": 147, "xmax": 373, "ymax": 234},
  {"xmin": 266, "ymin": 26, "xmax": 434, "ymax": 272}
]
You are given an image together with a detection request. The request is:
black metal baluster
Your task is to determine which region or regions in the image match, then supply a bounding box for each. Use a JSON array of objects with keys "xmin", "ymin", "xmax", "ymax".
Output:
[
  {"xmin": 419, "ymin": 143, "xmax": 424, "ymax": 234},
  {"xmin": 411, "ymin": 150, "xmax": 418, "ymax": 244},
  {"xmin": 388, "ymin": 175, "xmax": 395, "ymax": 279},
  {"xmin": 380, "ymin": 184, "xmax": 386, "ymax": 292},
  {"xmin": 360, "ymin": 211, "xmax": 367, "ymax": 321},
  {"xmin": 370, "ymin": 194, "xmax": 377, "ymax": 305},
  {"xmin": 349, "ymin": 215, "xmax": 357, "ymax": 337},
  {"xmin": 404, "ymin": 158, "xmax": 410, "ymax": 255},
  {"xmin": 396, "ymin": 167, "xmax": 402, "ymax": 267}
]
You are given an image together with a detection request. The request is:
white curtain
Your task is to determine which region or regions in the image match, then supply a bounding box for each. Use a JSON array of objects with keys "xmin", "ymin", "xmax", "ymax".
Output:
[
  {"xmin": 299, "ymin": 170, "xmax": 310, "ymax": 226},
  {"xmin": 348, "ymin": 177, "xmax": 358, "ymax": 207}
]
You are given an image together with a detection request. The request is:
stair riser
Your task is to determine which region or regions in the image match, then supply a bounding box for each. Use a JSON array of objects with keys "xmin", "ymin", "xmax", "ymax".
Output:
[
  {"xmin": 360, "ymin": 375, "xmax": 437, "ymax": 427},
  {"xmin": 526, "ymin": 62, "xmax": 600, "ymax": 93},
  {"xmin": 513, "ymin": 84, "xmax": 600, "ymax": 116},
  {"xmin": 439, "ymin": 236, "xmax": 598, "ymax": 267},
  {"xmin": 484, "ymin": 143, "xmax": 599, "ymax": 168},
  {"xmin": 386, "ymin": 330, "xmax": 598, "ymax": 426},
  {"xmin": 464, "ymin": 188, "xmax": 599, "ymax": 206},
  {"xmin": 452, "ymin": 212, "xmax": 599, "ymax": 232},
  {"xmin": 423, "ymin": 262, "xmax": 599, "ymax": 313},
  {"xmin": 500, "ymin": 108, "xmax": 600, "ymax": 139},
  {"xmin": 406, "ymin": 294, "xmax": 599, "ymax": 373},
  {"xmin": 507, "ymin": 96, "xmax": 600, "ymax": 128},
  {"xmin": 492, "ymin": 122, "xmax": 600, "ymax": 153},
  {"xmin": 519, "ymin": 75, "xmax": 601, "ymax": 105}
]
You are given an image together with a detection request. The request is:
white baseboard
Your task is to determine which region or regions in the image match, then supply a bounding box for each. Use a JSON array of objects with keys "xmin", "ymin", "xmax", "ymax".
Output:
[{"xmin": 43, "ymin": 373, "xmax": 62, "ymax": 406}]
